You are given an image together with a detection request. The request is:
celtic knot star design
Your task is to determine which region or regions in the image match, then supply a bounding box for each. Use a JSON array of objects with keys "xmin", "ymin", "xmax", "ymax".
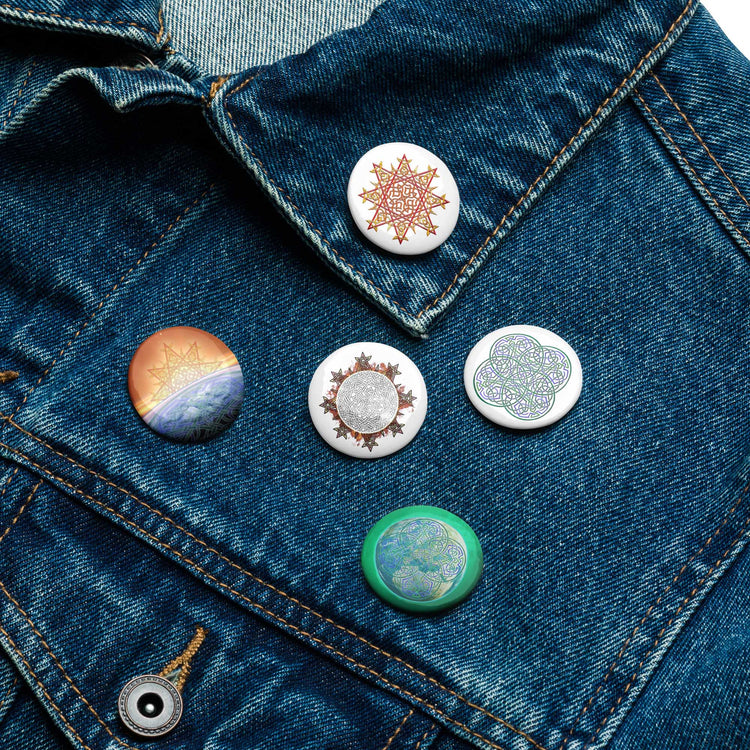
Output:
[
  {"xmin": 473, "ymin": 333, "xmax": 572, "ymax": 421},
  {"xmin": 149, "ymin": 342, "xmax": 221, "ymax": 400},
  {"xmin": 359, "ymin": 155, "xmax": 449, "ymax": 243},
  {"xmin": 375, "ymin": 518, "xmax": 466, "ymax": 601}
]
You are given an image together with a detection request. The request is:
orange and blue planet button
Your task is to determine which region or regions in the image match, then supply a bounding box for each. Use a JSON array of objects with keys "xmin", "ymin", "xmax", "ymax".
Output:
[
  {"xmin": 128, "ymin": 326, "xmax": 243, "ymax": 443},
  {"xmin": 361, "ymin": 506, "xmax": 483, "ymax": 613}
]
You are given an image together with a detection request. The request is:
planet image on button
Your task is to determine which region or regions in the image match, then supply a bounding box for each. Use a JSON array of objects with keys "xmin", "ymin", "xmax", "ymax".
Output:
[
  {"xmin": 128, "ymin": 326, "xmax": 243, "ymax": 443},
  {"xmin": 375, "ymin": 517, "xmax": 467, "ymax": 601},
  {"xmin": 361, "ymin": 505, "xmax": 483, "ymax": 613}
]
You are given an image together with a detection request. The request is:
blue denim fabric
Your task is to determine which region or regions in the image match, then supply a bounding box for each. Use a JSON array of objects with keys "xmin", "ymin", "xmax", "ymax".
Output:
[
  {"xmin": 163, "ymin": 0, "xmax": 387, "ymax": 73},
  {"xmin": 0, "ymin": 2, "xmax": 749, "ymax": 750}
]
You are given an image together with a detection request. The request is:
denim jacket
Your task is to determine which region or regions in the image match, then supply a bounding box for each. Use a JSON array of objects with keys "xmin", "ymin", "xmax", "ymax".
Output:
[{"xmin": 0, "ymin": 1, "xmax": 749, "ymax": 749}]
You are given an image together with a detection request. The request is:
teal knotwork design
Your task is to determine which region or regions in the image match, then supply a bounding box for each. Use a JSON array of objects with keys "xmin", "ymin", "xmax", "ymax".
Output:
[
  {"xmin": 375, "ymin": 518, "xmax": 466, "ymax": 601},
  {"xmin": 473, "ymin": 333, "xmax": 571, "ymax": 420}
]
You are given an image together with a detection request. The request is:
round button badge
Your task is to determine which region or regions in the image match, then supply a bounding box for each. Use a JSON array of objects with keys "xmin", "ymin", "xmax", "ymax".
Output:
[
  {"xmin": 347, "ymin": 142, "xmax": 460, "ymax": 255},
  {"xmin": 308, "ymin": 342, "xmax": 427, "ymax": 458},
  {"xmin": 128, "ymin": 326, "xmax": 244, "ymax": 442},
  {"xmin": 362, "ymin": 506, "xmax": 483, "ymax": 613},
  {"xmin": 464, "ymin": 325, "xmax": 582, "ymax": 429}
]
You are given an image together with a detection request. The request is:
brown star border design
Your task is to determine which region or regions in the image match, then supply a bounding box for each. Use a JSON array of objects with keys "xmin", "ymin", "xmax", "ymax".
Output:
[
  {"xmin": 319, "ymin": 352, "xmax": 416, "ymax": 452},
  {"xmin": 359, "ymin": 155, "xmax": 449, "ymax": 244}
]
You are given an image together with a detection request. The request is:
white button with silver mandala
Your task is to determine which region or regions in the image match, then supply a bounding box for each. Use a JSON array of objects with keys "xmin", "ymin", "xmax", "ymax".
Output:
[
  {"xmin": 464, "ymin": 325, "xmax": 582, "ymax": 429},
  {"xmin": 308, "ymin": 342, "xmax": 427, "ymax": 458},
  {"xmin": 347, "ymin": 142, "xmax": 460, "ymax": 255}
]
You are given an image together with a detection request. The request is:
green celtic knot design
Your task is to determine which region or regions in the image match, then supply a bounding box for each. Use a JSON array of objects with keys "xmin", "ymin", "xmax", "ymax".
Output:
[
  {"xmin": 473, "ymin": 333, "xmax": 571, "ymax": 420},
  {"xmin": 375, "ymin": 518, "xmax": 466, "ymax": 601}
]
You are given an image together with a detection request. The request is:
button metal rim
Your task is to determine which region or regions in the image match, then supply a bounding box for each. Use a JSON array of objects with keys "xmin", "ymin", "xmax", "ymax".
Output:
[{"xmin": 118, "ymin": 674, "xmax": 183, "ymax": 737}]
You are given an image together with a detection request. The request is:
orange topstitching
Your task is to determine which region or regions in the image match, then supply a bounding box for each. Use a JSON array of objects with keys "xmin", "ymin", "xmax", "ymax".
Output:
[
  {"xmin": 582, "ymin": 508, "xmax": 750, "ymax": 749},
  {"xmin": 0, "ymin": 414, "xmax": 544, "ymax": 749},
  {"xmin": 217, "ymin": 0, "xmax": 692, "ymax": 324},
  {"xmin": 651, "ymin": 73, "xmax": 750, "ymax": 209},
  {"xmin": 0, "ymin": 440, "xmax": 536, "ymax": 750},
  {"xmin": 414, "ymin": 725, "xmax": 435, "ymax": 750},
  {"xmin": 633, "ymin": 89, "xmax": 750, "ymax": 248},
  {"xmin": 416, "ymin": 0, "xmax": 694, "ymax": 319},
  {"xmin": 558, "ymin": 478, "xmax": 750, "ymax": 749},
  {"xmin": 0, "ymin": 466, "xmax": 19, "ymax": 501},
  {"xmin": 0, "ymin": 619, "xmax": 96, "ymax": 750},
  {"xmin": 222, "ymin": 101, "xmax": 412, "ymax": 319},
  {"xmin": 380, "ymin": 708, "xmax": 414, "ymax": 750},
  {"xmin": 6, "ymin": 185, "xmax": 214, "ymax": 423},
  {"xmin": 0, "ymin": 58, "xmax": 37, "ymax": 133},
  {"xmin": 0, "ymin": 676, "xmax": 16, "ymax": 712},
  {"xmin": 0, "ymin": 479, "xmax": 40, "ymax": 546},
  {"xmin": 0, "ymin": 577, "xmax": 142, "ymax": 749}
]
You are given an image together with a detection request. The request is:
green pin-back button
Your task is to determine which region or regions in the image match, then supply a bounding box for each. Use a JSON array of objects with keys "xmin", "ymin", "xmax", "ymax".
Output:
[{"xmin": 361, "ymin": 506, "xmax": 483, "ymax": 613}]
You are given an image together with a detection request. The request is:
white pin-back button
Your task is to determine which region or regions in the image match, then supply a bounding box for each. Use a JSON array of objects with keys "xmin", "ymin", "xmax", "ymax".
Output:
[
  {"xmin": 308, "ymin": 342, "xmax": 427, "ymax": 458},
  {"xmin": 347, "ymin": 142, "xmax": 459, "ymax": 255},
  {"xmin": 464, "ymin": 325, "xmax": 582, "ymax": 429}
]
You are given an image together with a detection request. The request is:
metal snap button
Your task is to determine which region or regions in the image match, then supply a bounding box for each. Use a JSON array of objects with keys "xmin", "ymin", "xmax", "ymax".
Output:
[
  {"xmin": 347, "ymin": 142, "xmax": 460, "ymax": 255},
  {"xmin": 118, "ymin": 675, "xmax": 183, "ymax": 737}
]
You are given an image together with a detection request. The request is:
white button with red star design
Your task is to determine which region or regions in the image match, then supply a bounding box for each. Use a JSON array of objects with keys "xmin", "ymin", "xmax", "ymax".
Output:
[
  {"xmin": 464, "ymin": 325, "xmax": 582, "ymax": 429},
  {"xmin": 308, "ymin": 342, "xmax": 427, "ymax": 458},
  {"xmin": 347, "ymin": 142, "xmax": 460, "ymax": 255}
]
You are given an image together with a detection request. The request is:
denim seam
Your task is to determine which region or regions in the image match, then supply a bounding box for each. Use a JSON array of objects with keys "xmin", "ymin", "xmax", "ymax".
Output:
[
  {"xmin": 216, "ymin": 0, "xmax": 693, "ymax": 332},
  {"xmin": 0, "ymin": 576, "xmax": 143, "ymax": 749},
  {"xmin": 222, "ymin": 98, "xmax": 413, "ymax": 321},
  {"xmin": 414, "ymin": 725, "xmax": 435, "ymax": 750},
  {"xmin": 381, "ymin": 708, "xmax": 415, "ymax": 750},
  {"xmin": 632, "ymin": 89, "xmax": 750, "ymax": 249},
  {"xmin": 650, "ymin": 72, "xmax": 750, "ymax": 209},
  {"xmin": 557, "ymin": 479, "xmax": 750, "ymax": 749},
  {"xmin": 0, "ymin": 621, "xmax": 95, "ymax": 750},
  {"xmin": 0, "ymin": 444, "xmax": 538, "ymax": 750},
  {"xmin": 0, "ymin": 466, "xmax": 19, "ymax": 502},
  {"xmin": 0, "ymin": 3, "xmax": 158, "ymax": 38},
  {"xmin": 0, "ymin": 58, "xmax": 36, "ymax": 133},
  {"xmin": 415, "ymin": 0, "xmax": 695, "ymax": 321},
  {"xmin": 0, "ymin": 479, "xmax": 40, "ymax": 546},
  {"xmin": 0, "ymin": 676, "xmax": 17, "ymax": 711},
  {"xmin": 582, "ymin": 510, "xmax": 750, "ymax": 749},
  {"xmin": 4, "ymin": 184, "xmax": 216, "ymax": 425},
  {"xmin": 0, "ymin": 416, "xmax": 545, "ymax": 750}
]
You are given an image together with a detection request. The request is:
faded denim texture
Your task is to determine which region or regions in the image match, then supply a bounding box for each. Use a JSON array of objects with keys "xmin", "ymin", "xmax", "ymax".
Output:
[{"xmin": 0, "ymin": 1, "xmax": 749, "ymax": 750}]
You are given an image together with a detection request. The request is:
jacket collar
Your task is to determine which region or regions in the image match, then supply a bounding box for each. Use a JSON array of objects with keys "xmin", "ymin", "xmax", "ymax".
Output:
[
  {"xmin": 0, "ymin": 0, "xmax": 697, "ymax": 335},
  {"xmin": 0, "ymin": 1, "xmax": 163, "ymax": 48}
]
